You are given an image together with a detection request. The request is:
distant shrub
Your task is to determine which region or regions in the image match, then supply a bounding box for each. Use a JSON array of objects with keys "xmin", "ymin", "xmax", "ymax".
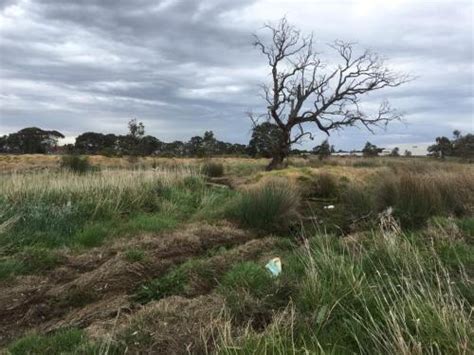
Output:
[
  {"xmin": 60, "ymin": 155, "xmax": 91, "ymax": 174},
  {"xmin": 228, "ymin": 179, "xmax": 300, "ymax": 233},
  {"xmin": 202, "ymin": 161, "xmax": 224, "ymax": 177},
  {"xmin": 310, "ymin": 173, "xmax": 339, "ymax": 198}
]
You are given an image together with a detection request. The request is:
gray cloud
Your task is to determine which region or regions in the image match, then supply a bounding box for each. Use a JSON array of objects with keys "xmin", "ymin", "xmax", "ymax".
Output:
[{"xmin": 0, "ymin": 0, "xmax": 472, "ymax": 150}]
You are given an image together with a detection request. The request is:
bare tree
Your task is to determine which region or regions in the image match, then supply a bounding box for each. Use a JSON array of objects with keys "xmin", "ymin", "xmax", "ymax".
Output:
[{"xmin": 253, "ymin": 18, "xmax": 410, "ymax": 170}]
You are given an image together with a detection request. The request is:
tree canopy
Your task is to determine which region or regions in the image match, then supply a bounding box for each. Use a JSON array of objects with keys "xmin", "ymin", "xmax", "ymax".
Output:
[
  {"xmin": 428, "ymin": 131, "xmax": 474, "ymax": 159},
  {"xmin": 0, "ymin": 127, "xmax": 64, "ymax": 154}
]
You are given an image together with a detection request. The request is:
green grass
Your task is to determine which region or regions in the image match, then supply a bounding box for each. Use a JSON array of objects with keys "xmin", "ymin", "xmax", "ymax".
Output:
[
  {"xmin": 134, "ymin": 266, "xmax": 188, "ymax": 304},
  {"xmin": 8, "ymin": 329, "xmax": 94, "ymax": 355},
  {"xmin": 0, "ymin": 247, "xmax": 61, "ymax": 280},
  {"xmin": 457, "ymin": 217, "xmax": 474, "ymax": 237},
  {"xmin": 0, "ymin": 258, "xmax": 26, "ymax": 280},
  {"xmin": 374, "ymin": 171, "xmax": 474, "ymax": 228},
  {"xmin": 133, "ymin": 257, "xmax": 218, "ymax": 304},
  {"xmin": 217, "ymin": 261, "xmax": 291, "ymax": 325},
  {"xmin": 124, "ymin": 248, "xmax": 146, "ymax": 263},
  {"xmin": 211, "ymin": 232, "xmax": 473, "ymax": 354}
]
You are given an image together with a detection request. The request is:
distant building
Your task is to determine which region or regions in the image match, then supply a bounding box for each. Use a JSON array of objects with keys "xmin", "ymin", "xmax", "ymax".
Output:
[
  {"xmin": 386, "ymin": 143, "xmax": 430, "ymax": 156},
  {"xmin": 333, "ymin": 150, "xmax": 363, "ymax": 157}
]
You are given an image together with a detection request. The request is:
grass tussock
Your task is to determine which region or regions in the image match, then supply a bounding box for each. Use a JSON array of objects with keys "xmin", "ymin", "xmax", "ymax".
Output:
[
  {"xmin": 228, "ymin": 178, "xmax": 300, "ymax": 233},
  {"xmin": 375, "ymin": 171, "xmax": 474, "ymax": 227},
  {"xmin": 309, "ymin": 172, "xmax": 339, "ymax": 198},
  {"xmin": 60, "ymin": 155, "xmax": 92, "ymax": 174},
  {"xmin": 202, "ymin": 160, "xmax": 225, "ymax": 177}
]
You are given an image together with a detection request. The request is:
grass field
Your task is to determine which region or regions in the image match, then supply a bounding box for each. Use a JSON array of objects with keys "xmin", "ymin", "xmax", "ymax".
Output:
[{"xmin": 0, "ymin": 155, "xmax": 473, "ymax": 354}]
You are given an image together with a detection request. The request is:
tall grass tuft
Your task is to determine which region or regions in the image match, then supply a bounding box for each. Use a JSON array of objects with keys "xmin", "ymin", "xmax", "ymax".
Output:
[
  {"xmin": 228, "ymin": 178, "xmax": 300, "ymax": 233},
  {"xmin": 309, "ymin": 172, "xmax": 339, "ymax": 198},
  {"xmin": 375, "ymin": 171, "xmax": 474, "ymax": 228},
  {"xmin": 201, "ymin": 161, "xmax": 224, "ymax": 178}
]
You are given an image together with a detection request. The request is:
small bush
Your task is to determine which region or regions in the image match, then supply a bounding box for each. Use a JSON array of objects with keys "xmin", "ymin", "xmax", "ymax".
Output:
[
  {"xmin": 60, "ymin": 155, "xmax": 91, "ymax": 174},
  {"xmin": 228, "ymin": 179, "xmax": 300, "ymax": 233},
  {"xmin": 374, "ymin": 174, "xmax": 399, "ymax": 210},
  {"xmin": 201, "ymin": 161, "xmax": 224, "ymax": 177}
]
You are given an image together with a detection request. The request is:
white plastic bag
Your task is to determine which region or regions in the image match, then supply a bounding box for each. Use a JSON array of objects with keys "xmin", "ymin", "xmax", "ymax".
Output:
[{"xmin": 265, "ymin": 257, "xmax": 282, "ymax": 277}]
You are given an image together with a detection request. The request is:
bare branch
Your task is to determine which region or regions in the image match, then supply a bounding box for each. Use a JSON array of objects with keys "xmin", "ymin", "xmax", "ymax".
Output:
[{"xmin": 253, "ymin": 17, "xmax": 411, "ymax": 169}]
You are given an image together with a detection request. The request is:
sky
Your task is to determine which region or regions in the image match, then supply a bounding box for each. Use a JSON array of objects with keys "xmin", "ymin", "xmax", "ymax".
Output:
[{"xmin": 0, "ymin": 0, "xmax": 472, "ymax": 151}]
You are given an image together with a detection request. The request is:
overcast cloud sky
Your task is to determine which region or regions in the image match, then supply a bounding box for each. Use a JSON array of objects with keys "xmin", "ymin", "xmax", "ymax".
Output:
[{"xmin": 0, "ymin": 0, "xmax": 472, "ymax": 150}]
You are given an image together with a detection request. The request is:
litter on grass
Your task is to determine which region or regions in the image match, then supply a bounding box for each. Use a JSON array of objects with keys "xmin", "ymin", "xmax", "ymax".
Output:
[
  {"xmin": 323, "ymin": 205, "xmax": 335, "ymax": 210},
  {"xmin": 265, "ymin": 257, "xmax": 282, "ymax": 277}
]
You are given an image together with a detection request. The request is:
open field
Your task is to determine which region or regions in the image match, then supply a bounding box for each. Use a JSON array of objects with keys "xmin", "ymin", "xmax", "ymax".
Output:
[{"xmin": 0, "ymin": 155, "xmax": 473, "ymax": 354}]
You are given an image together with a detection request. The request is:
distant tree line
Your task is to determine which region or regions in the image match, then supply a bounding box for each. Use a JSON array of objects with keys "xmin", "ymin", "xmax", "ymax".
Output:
[
  {"xmin": 0, "ymin": 120, "xmax": 249, "ymax": 158},
  {"xmin": 1, "ymin": 122, "xmax": 472, "ymax": 160},
  {"xmin": 68, "ymin": 120, "xmax": 246, "ymax": 157}
]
